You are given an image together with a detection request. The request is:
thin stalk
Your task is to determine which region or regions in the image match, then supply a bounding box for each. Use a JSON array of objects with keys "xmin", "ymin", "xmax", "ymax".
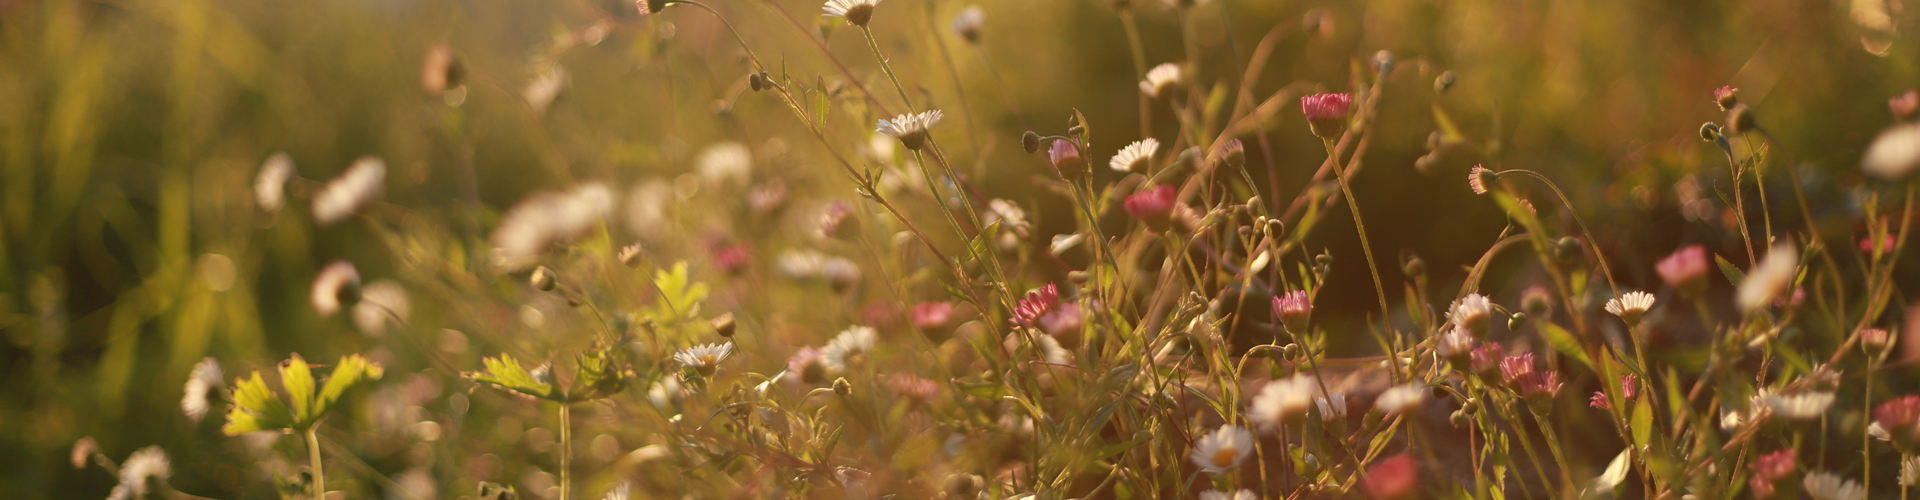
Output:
[
  {"xmin": 1320, "ymin": 137, "xmax": 1402, "ymax": 379},
  {"xmin": 1536, "ymin": 411, "xmax": 1574, "ymax": 497},
  {"xmin": 1119, "ymin": 10, "xmax": 1151, "ymax": 138},
  {"xmin": 559, "ymin": 403, "xmax": 572, "ymax": 500},
  {"xmin": 305, "ymin": 427, "xmax": 325, "ymax": 500},
  {"xmin": 863, "ymin": 27, "xmax": 918, "ymax": 112}
]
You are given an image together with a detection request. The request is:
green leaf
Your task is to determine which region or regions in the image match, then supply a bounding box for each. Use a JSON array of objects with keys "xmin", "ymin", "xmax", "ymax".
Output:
[
  {"xmin": 1714, "ymin": 254, "xmax": 1746, "ymax": 287},
  {"xmin": 1538, "ymin": 322, "xmax": 1593, "ymax": 371},
  {"xmin": 1631, "ymin": 396, "xmax": 1653, "ymax": 450},
  {"xmin": 470, "ymin": 354, "xmax": 556, "ymax": 400},
  {"xmin": 223, "ymin": 371, "xmax": 293, "ymax": 435},
  {"xmin": 315, "ymin": 354, "xmax": 384, "ymax": 418},
  {"xmin": 280, "ymin": 354, "xmax": 316, "ymax": 424}
]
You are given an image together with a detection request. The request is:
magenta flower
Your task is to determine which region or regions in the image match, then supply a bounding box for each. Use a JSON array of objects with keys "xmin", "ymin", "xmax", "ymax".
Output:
[
  {"xmin": 1038, "ymin": 302, "xmax": 1084, "ymax": 337},
  {"xmin": 911, "ymin": 301, "xmax": 956, "ymax": 334},
  {"xmin": 1048, "ymin": 139, "xmax": 1087, "ymax": 180},
  {"xmin": 1011, "ymin": 283, "xmax": 1060, "ymax": 328},
  {"xmin": 1271, "ymin": 290, "xmax": 1312, "ymax": 334},
  {"xmin": 711, "ymin": 243, "xmax": 750, "ymax": 275},
  {"xmin": 1892, "ymin": 90, "xmax": 1918, "ymax": 122},
  {"xmin": 820, "ymin": 201, "xmax": 860, "ymax": 241},
  {"xmin": 1300, "ymin": 93, "xmax": 1352, "ymax": 139},
  {"xmin": 1713, "ymin": 86, "xmax": 1739, "ymax": 111},
  {"xmin": 1499, "ymin": 352, "xmax": 1536, "ymax": 387},
  {"xmin": 1124, "ymin": 185, "xmax": 1178, "ymax": 232},
  {"xmin": 1656, "ymin": 245, "xmax": 1709, "ymax": 296},
  {"xmin": 1590, "ymin": 374, "xmax": 1639, "ymax": 410},
  {"xmin": 1861, "ymin": 234, "xmax": 1894, "ymax": 255},
  {"xmin": 1469, "ymin": 342, "xmax": 1504, "ymax": 381},
  {"xmin": 1874, "ymin": 395, "xmax": 1920, "ymax": 447},
  {"xmin": 1467, "ymin": 165, "xmax": 1493, "ymax": 195},
  {"xmin": 1362, "ymin": 454, "xmax": 1418, "ymax": 500},
  {"xmin": 1751, "ymin": 449, "xmax": 1797, "ymax": 481}
]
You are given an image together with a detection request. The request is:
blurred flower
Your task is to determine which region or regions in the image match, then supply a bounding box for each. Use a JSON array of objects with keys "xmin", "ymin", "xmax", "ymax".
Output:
[
  {"xmin": 774, "ymin": 249, "xmax": 829, "ymax": 280},
  {"xmin": 1436, "ymin": 327, "xmax": 1475, "ymax": 369},
  {"xmin": 951, "ymin": 6, "xmax": 983, "ymax": 43},
  {"xmin": 1657, "ymin": 245, "xmax": 1710, "ymax": 296},
  {"xmin": 1218, "ymin": 138, "xmax": 1245, "ymax": 168},
  {"xmin": 312, "ymin": 156, "xmax": 385, "ymax": 226},
  {"xmin": 1300, "ymin": 93, "xmax": 1352, "ymax": 139},
  {"xmin": 352, "ymin": 280, "xmax": 410, "ymax": 337},
  {"xmin": 1049, "ymin": 233, "xmax": 1085, "ymax": 256},
  {"xmin": 1138, "ymin": 63, "xmax": 1183, "ymax": 99},
  {"xmin": 1110, "ymin": 138, "xmax": 1159, "ymax": 173},
  {"xmin": 71, "ymin": 437, "xmax": 97, "ymax": 469},
  {"xmin": 1589, "ymin": 374, "xmax": 1637, "ymax": 411},
  {"xmin": 1469, "ymin": 343, "xmax": 1504, "ymax": 381},
  {"xmin": 1375, "ymin": 384, "xmax": 1426, "ymax": 414},
  {"xmin": 887, "ymin": 374, "xmax": 939, "ymax": 405},
  {"xmin": 421, "ymin": 44, "xmax": 464, "ymax": 96},
  {"xmin": 696, "ymin": 142, "xmax": 753, "ymax": 188},
  {"xmin": 911, "ymin": 301, "xmax": 955, "ymax": 333},
  {"xmin": 876, "ymin": 110, "xmax": 942, "ymax": 150},
  {"xmin": 673, "ymin": 343, "xmax": 734, "ymax": 376},
  {"xmin": 1903, "ymin": 455, "xmax": 1920, "ymax": 487},
  {"xmin": 1467, "ymin": 165, "xmax": 1492, "ymax": 195},
  {"xmin": 711, "ymin": 243, "xmax": 750, "ymax": 275},
  {"xmin": 1038, "ymin": 302, "xmax": 1084, "ymax": 337},
  {"xmin": 647, "ymin": 376, "xmax": 684, "ymax": 410},
  {"xmin": 1519, "ymin": 285, "xmax": 1553, "ymax": 317},
  {"xmin": 1011, "ymin": 284, "xmax": 1060, "ymax": 328},
  {"xmin": 1605, "ymin": 291, "xmax": 1655, "ymax": 326},
  {"xmin": 1160, "ymin": 0, "xmax": 1210, "ymax": 8},
  {"xmin": 255, "ymin": 153, "xmax": 295, "ymax": 212},
  {"xmin": 108, "ymin": 447, "xmax": 171, "ymax": 500},
  {"xmin": 1752, "ymin": 449, "xmax": 1796, "ymax": 480},
  {"xmin": 624, "ymin": 179, "xmax": 675, "ymax": 242},
  {"xmin": 746, "ymin": 180, "xmax": 789, "ymax": 215},
  {"xmin": 1861, "ymin": 234, "xmax": 1895, "ymax": 255},
  {"xmin": 523, "ymin": 64, "xmax": 568, "ymax": 113},
  {"xmin": 1123, "ymin": 185, "xmax": 1178, "ymax": 232},
  {"xmin": 1874, "ymin": 395, "xmax": 1920, "ymax": 447},
  {"xmin": 1198, "ymin": 491, "xmax": 1255, "ymax": 500},
  {"xmin": 1188, "ymin": 425, "xmax": 1251, "ymax": 474},
  {"xmin": 603, "ymin": 482, "xmax": 631, "ymax": 500},
  {"xmin": 819, "ymin": 201, "xmax": 860, "ymax": 241},
  {"xmin": 823, "ymin": 0, "xmax": 881, "ymax": 26},
  {"xmin": 1751, "ymin": 476, "xmax": 1778, "ymax": 499},
  {"xmin": 1862, "ymin": 327, "xmax": 1892, "ymax": 352},
  {"xmin": 1863, "ymin": 123, "xmax": 1920, "ymax": 180},
  {"xmin": 1803, "ymin": 471, "xmax": 1864, "ymax": 500},
  {"xmin": 1048, "ymin": 139, "xmax": 1086, "ymax": 180},
  {"xmin": 823, "ymin": 325, "xmax": 877, "ymax": 371},
  {"xmin": 1499, "ymin": 352, "xmax": 1536, "ymax": 387},
  {"xmin": 311, "ymin": 261, "xmax": 362, "ymax": 317},
  {"xmin": 986, "ymin": 198, "xmax": 1030, "ymax": 235},
  {"xmin": 1315, "ymin": 393, "xmax": 1347, "ymax": 422},
  {"xmin": 1272, "ymin": 290, "xmax": 1312, "ymax": 334},
  {"xmin": 492, "ymin": 183, "xmax": 617, "ymax": 269},
  {"xmin": 1738, "ymin": 243, "xmax": 1799, "ymax": 313},
  {"xmin": 1712, "ymin": 86, "xmax": 1738, "ymax": 111},
  {"xmin": 1449, "ymin": 294, "xmax": 1492, "ymax": 338},
  {"xmin": 1892, "ymin": 90, "xmax": 1919, "ymax": 122},
  {"xmin": 182, "ymin": 358, "xmax": 223, "ymax": 423},
  {"xmin": 393, "ymin": 468, "xmax": 437, "ymax": 500},
  {"xmin": 1032, "ymin": 331, "xmax": 1072, "ymax": 365},
  {"xmin": 1250, "ymin": 374, "xmax": 1317, "ymax": 431},
  {"xmin": 823, "ymin": 257, "xmax": 862, "ymax": 292},
  {"xmin": 1363, "ymin": 454, "xmax": 1418, "ymax": 500},
  {"xmin": 787, "ymin": 347, "xmax": 830, "ymax": 385},
  {"xmin": 1756, "ymin": 388, "xmax": 1834, "ymax": 421}
]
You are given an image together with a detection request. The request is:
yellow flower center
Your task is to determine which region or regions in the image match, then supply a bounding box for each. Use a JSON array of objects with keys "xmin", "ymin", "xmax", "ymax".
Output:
[
  {"xmin": 1210, "ymin": 446, "xmax": 1238, "ymax": 468},
  {"xmin": 697, "ymin": 355, "xmax": 716, "ymax": 366}
]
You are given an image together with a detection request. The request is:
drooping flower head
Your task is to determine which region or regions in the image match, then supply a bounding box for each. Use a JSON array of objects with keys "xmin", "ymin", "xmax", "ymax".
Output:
[
  {"xmin": 1467, "ymin": 164, "xmax": 1494, "ymax": 195},
  {"xmin": 312, "ymin": 156, "xmax": 386, "ymax": 226},
  {"xmin": 1188, "ymin": 425, "xmax": 1252, "ymax": 474},
  {"xmin": 823, "ymin": 0, "xmax": 882, "ymax": 26},
  {"xmin": 1110, "ymin": 138, "xmax": 1160, "ymax": 173},
  {"xmin": 1271, "ymin": 290, "xmax": 1312, "ymax": 335},
  {"xmin": 1300, "ymin": 93, "xmax": 1353, "ymax": 139},
  {"xmin": 1449, "ymin": 294, "xmax": 1493, "ymax": 338},
  {"xmin": 1657, "ymin": 245, "xmax": 1710, "ymax": 297},
  {"xmin": 1738, "ymin": 243, "xmax": 1799, "ymax": 313},
  {"xmin": 311, "ymin": 261, "xmax": 362, "ymax": 317},
  {"xmin": 674, "ymin": 343, "xmax": 734, "ymax": 376},
  {"xmin": 1712, "ymin": 86, "xmax": 1739, "ymax": 111},
  {"xmin": 1139, "ymin": 63, "xmax": 1183, "ymax": 99},
  {"xmin": 1250, "ymin": 374, "xmax": 1317, "ymax": 431},
  {"xmin": 1605, "ymin": 291, "xmax": 1656, "ymax": 326},
  {"xmin": 1011, "ymin": 284, "xmax": 1059, "ymax": 328},
  {"xmin": 1048, "ymin": 139, "xmax": 1087, "ymax": 180},
  {"xmin": 875, "ymin": 110, "xmax": 942, "ymax": 150},
  {"xmin": 1123, "ymin": 185, "xmax": 1178, "ymax": 232}
]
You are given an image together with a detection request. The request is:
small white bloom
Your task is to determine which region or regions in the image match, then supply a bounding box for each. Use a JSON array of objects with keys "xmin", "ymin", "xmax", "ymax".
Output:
[
  {"xmin": 875, "ymin": 110, "xmax": 943, "ymax": 150},
  {"xmin": 1189, "ymin": 425, "xmax": 1252, "ymax": 474},
  {"xmin": 673, "ymin": 343, "xmax": 734, "ymax": 374},
  {"xmin": 1605, "ymin": 291, "xmax": 1656, "ymax": 323},
  {"xmin": 1314, "ymin": 393, "xmax": 1347, "ymax": 422},
  {"xmin": 1720, "ymin": 408, "xmax": 1746, "ymax": 431},
  {"xmin": 311, "ymin": 156, "xmax": 385, "ymax": 226},
  {"xmin": 352, "ymin": 280, "xmax": 411, "ymax": 336},
  {"xmin": 181, "ymin": 358, "xmax": 223, "ymax": 422},
  {"xmin": 1863, "ymin": 123, "xmax": 1920, "ymax": 180},
  {"xmin": 1139, "ymin": 63, "xmax": 1183, "ymax": 99},
  {"xmin": 1754, "ymin": 388, "xmax": 1834, "ymax": 421},
  {"xmin": 1198, "ymin": 490, "xmax": 1256, "ymax": 500},
  {"xmin": 492, "ymin": 183, "xmax": 617, "ymax": 269},
  {"xmin": 774, "ymin": 249, "xmax": 831, "ymax": 280},
  {"xmin": 1902, "ymin": 455, "xmax": 1920, "ymax": 487},
  {"xmin": 822, "ymin": 0, "xmax": 882, "ymax": 23},
  {"xmin": 1449, "ymin": 294, "xmax": 1493, "ymax": 334},
  {"xmin": 1033, "ymin": 332, "xmax": 1072, "ymax": 366},
  {"xmin": 1738, "ymin": 243, "xmax": 1799, "ymax": 312},
  {"xmin": 696, "ymin": 142, "xmax": 753, "ymax": 188},
  {"xmin": 523, "ymin": 64, "xmax": 568, "ymax": 113},
  {"xmin": 1435, "ymin": 326, "xmax": 1475, "ymax": 358},
  {"xmin": 109, "ymin": 446, "xmax": 171, "ymax": 500},
  {"xmin": 623, "ymin": 179, "xmax": 675, "ymax": 242},
  {"xmin": 950, "ymin": 6, "xmax": 984, "ymax": 43},
  {"xmin": 986, "ymin": 198, "xmax": 1030, "ymax": 235},
  {"xmin": 255, "ymin": 153, "xmax": 295, "ymax": 212},
  {"xmin": 823, "ymin": 325, "xmax": 878, "ymax": 370},
  {"xmin": 604, "ymin": 482, "xmax": 632, "ymax": 500},
  {"xmin": 1109, "ymin": 138, "xmax": 1160, "ymax": 173},
  {"xmin": 1803, "ymin": 471, "xmax": 1865, "ymax": 500},
  {"xmin": 1250, "ymin": 374, "xmax": 1317, "ymax": 431},
  {"xmin": 1375, "ymin": 383, "xmax": 1428, "ymax": 414},
  {"xmin": 1870, "ymin": 422, "xmax": 1892, "ymax": 441},
  {"xmin": 1049, "ymin": 233, "xmax": 1087, "ymax": 256},
  {"xmin": 648, "ymin": 376, "xmax": 684, "ymax": 410},
  {"xmin": 311, "ymin": 261, "xmax": 361, "ymax": 317}
]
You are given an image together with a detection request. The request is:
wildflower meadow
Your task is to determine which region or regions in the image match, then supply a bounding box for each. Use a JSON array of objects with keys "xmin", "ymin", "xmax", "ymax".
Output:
[{"xmin": 7, "ymin": 0, "xmax": 1920, "ymax": 498}]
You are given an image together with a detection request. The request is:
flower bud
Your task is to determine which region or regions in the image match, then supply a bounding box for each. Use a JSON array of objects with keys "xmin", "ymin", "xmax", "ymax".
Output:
[
  {"xmin": 1048, "ymin": 139, "xmax": 1088, "ymax": 181},
  {"xmin": 1123, "ymin": 185, "xmax": 1178, "ymax": 232},
  {"xmin": 1507, "ymin": 312, "xmax": 1528, "ymax": 331},
  {"xmin": 1021, "ymin": 131, "xmax": 1041, "ymax": 153},
  {"xmin": 1725, "ymin": 104, "xmax": 1758, "ymax": 135},
  {"xmin": 1402, "ymin": 254, "xmax": 1426, "ymax": 277},
  {"xmin": 749, "ymin": 72, "xmax": 765, "ymax": 91},
  {"xmin": 1521, "ymin": 286, "xmax": 1553, "ymax": 318},
  {"xmin": 833, "ymin": 377, "xmax": 853, "ymax": 396},
  {"xmin": 1699, "ymin": 122, "xmax": 1721, "ymax": 142},
  {"xmin": 531, "ymin": 266, "xmax": 558, "ymax": 291},
  {"xmin": 1712, "ymin": 86, "xmax": 1738, "ymax": 111},
  {"xmin": 1301, "ymin": 93, "xmax": 1353, "ymax": 140},
  {"xmin": 1434, "ymin": 71, "xmax": 1457, "ymax": 93},
  {"xmin": 1555, "ymin": 236, "xmax": 1583, "ymax": 264},
  {"xmin": 711, "ymin": 312, "xmax": 736, "ymax": 337},
  {"xmin": 619, "ymin": 244, "xmax": 646, "ymax": 268},
  {"xmin": 1219, "ymin": 138, "xmax": 1245, "ymax": 169}
]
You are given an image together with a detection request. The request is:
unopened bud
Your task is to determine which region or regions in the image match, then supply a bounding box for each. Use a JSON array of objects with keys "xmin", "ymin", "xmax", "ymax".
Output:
[
  {"xmin": 1402, "ymin": 255, "xmax": 1425, "ymax": 277},
  {"xmin": 1725, "ymin": 104, "xmax": 1757, "ymax": 135},
  {"xmin": 1555, "ymin": 237, "xmax": 1583, "ymax": 264},
  {"xmin": 619, "ymin": 244, "xmax": 646, "ymax": 268},
  {"xmin": 1450, "ymin": 410, "xmax": 1472, "ymax": 427},
  {"xmin": 1507, "ymin": 312, "xmax": 1528, "ymax": 331},
  {"xmin": 711, "ymin": 312, "xmax": 736, "ymax": 337},
  {"xmin": 1699, "ymin": 122, "xmax": 1722, "ymax": 142},
  {"xmin": 749, "ymin": 72, "xmax": 765, "ymax": 91},
  {"xmin": 531, "ymin": 266, "xmax": 558, "ymax": 291},
  {"xmin": 1021, "ymin": 131, "xmax": 1041, "ymax": 153},
  {"xmin": 833, "ymin": 377, "xmax": 853, "ymax": 396},
  {"xmin": 1434, "ymin": 71, "xmax": 1457, "ymax": 93}
]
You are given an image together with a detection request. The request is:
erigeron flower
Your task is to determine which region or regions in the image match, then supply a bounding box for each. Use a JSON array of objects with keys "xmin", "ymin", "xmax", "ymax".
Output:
[
  {"xmin": 1589, "ymin": 374, "xmax": 1638, "ymax": 411},
  {"xmin": 1315, "ymin": 393, "xmax": 1348, "ymax": 422},
  {"xmin": 181, "ymin": 358, "xmax": 223, "ymax": 422},
  {"xmin": 1198, "ymin": 490, "xmax": 1255, "ymax": 500},
  {"xmin": 823, "ymin": 257, "xmax": 862, "ymax": 292},
  {"xmin": 1902, "ymin": 455, "xmax": 1920, "ymax": 487},
  {"xmin": 603, "ymin": 482, "xmax": 632, "ymax": 500},
  {"xmin": 911, "ymin": 302, "xmax": 956, "ymax": 336},
  {"xmin": 1271, "ymin": 290, "xmax": 1312, "ymax": 335},
  {"xmin": 887, "ymin": 374, "xmax": 940, "ymax": 405},
  {"xmin": 1363, "ymin": 454, "xmax": 1419, "ymax": 500},
  {"xmin": 1863, "ymin": 123, "xmax": 1920, "ymax": 180},
  {"xmin": 1109, "ymin": 138, "xmax": 1160, "ymax": 173},
  {"xmin": 823, "ymin": 0, "xmax": 881, "ymax": 26},
  {"xmin": 1755, "ymin": 388, "xmax": 1835, "ymax": 421},
  {"xmin": 1449, "ymin": 294, "xmax": 1492, "ymax": 337},
  {"xmin": 1874, "ymin": 395, "xmax": 1920, "ymax": 447},
  {"xmin": 1300, "ymin": 93, "xmax": 1353, "ymax": 140},
  {"xmin": 1048, "ymin": 139, "xmax": 1087, "ymax": 180},
  {"xmin": 1467, "ymin": 164, "xmax": 1493, "ymax": 195},
  {"xmin": 787, "ymin": 347, "xmax": 830, "ymax": 385},
  {"xmin": 108, "ymin": 446, "xmax": 171, "ymax": 500},
  {"xmin": 1657, "ymin": 245, "xmax": 1710, "ymax": 296},
  {"xmin": 351, "ymin": 280, "xmax": 410, "ymax": 337},
  {"xmin": 1802, "ymin": 471, "xmax": 1865, "ymax": 500},
  {"xmin": 1250, "ymin": 374, "xmax": 1317, "ymax": 431},
  {"xmin": 1436, "ymin": 326, "xmax": 1476, "ymax": 370},
  {"xmin": 1712, "ymin": 86, "xmax": 1739, "ymax": 111},
  {"xmin": 1605, "ymin": 291, "xmax": 1656, "ymax": 326},
  {"xmin": 876, "ymin": 110, "xmax": 942, "ymax": 150},
  {"xmin": 311, "ymin": 261, "xmax": 362, "ymax": 317},
  {"xmin": 1469, "ymin": 342, "xmax": 1504, "ymax": 381},
  {"xmin": 1751, "ymin": 449, "xmax": 1796, "ymax": 481},
  {"xmin": 311, "ymin": 156, "xmax": 385, "ymax": 226},
  {"xmin": 950, "ymin": 6, "xmax": 984, "ymax": 43},
  {"xmin": 1124, "ymin": 185, "xmax": 1178, "ymax": 232},
  {"xmin": 1188, "ymin": 425, "xmax": 1252, "ymax": 474},
  {"xmin": 1011, "ymin": 284, "xmax": 1060, "ymax": 328},
  {"xmin": 696, "ymin": 141, "xmax": 753, "ymax": 188},
  {"xmin": 1139, "ymin": 63, "xmax": 1183, "ymax": 99},
  {"xmin": 491, "ymin": 183, "xmax": 618, "ymax": 269},
  {"xmin": 1499, "ymin": 352, "xmax": 1536, "ymax": 387},
  {"xmin": 1374, "ymin": 384, "xmax": 1427, "ymax": 414},
  {"xmin": 674, "ymin": 343, "xmax": 734, "ymax": 376},
  {"xmin": 255, "ymin": 153, "xmax": 295, "ymax": 213},
  {"xmin": 1738, "ymin": 243, "xmax": 1799, "ymax": 313},
  {"xmin": 823, "ymin": 325, "xmax": 878, "ymax": 370}
]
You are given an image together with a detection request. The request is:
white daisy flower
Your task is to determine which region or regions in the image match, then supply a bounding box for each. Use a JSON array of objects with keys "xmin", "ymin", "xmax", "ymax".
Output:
[
  {"xmin": 351, "ymin": 280, "xmax": 410, "ymax": 337},
  {"xmin": 1803, "ymin": 471, "xmax": 1865, "ymax": 500},
  {"xmin": 1314, "ymin": 393, "xmax": 1347, "ymax": 422},
  {"xmin": 674, "ymin": 343, "xmax": 734, "ymax": 376},
  {"xmin": 876, "ymin": 110, "xmax": 943, "ymax": 150},
  {"xmin": 1871, "ymin": 422, "xmax": 1891, "ymax": 441},
  {"xmin": 823, "ymin": 0, "xmax": 882, "ymax": 26},
  {"xmin": 1188, "ymin": 425, "xmax": 1252, "ymax": 474},
  {"xmin": 1902, "ymin": 455, "xmax": 1920, "ymax": 487},
  {"xmin": 1738, "ymin": 243, "xmax": 1799, "ymax": 312},
  {"xmin": 491, "ymin": 183, "xmax": 617, "ymax": 269},
  {"xmin": 696, "ymin": 142, "xmax": 753, "ymax": 188},
  {"xmin": 1434, "ymin": 326, "xmax": 1475, "ymax": 359},
  {"xmin": 311, "ymin": 156, "xmax": 385, "ymax": 226},
  {"xmin": 310, "ymin": 261, "xmax": 361, "ymax": 317},
  {"xmin": 1250, "ymin": 374, "xmax": 1317, "ymax": 431},
  {"xmin": 1863, "ymin": 123, "xmax": 1920, "ymax": 180},
  {"xmin": 1199, "ymin": 490, "xmax": 1256, "ymax": 500},
  {"xmin": 604, "ymin": 482, "xmax": 632, "ymax": 500},
  {"xmin": 1720, "ymin": 408, "xmax": 1747, "ymax": 431},
  {"xmin": 1449, "ymin": 293, "xmax": 1493, "ymax": 336},
  {"xmin": 255, "ymin": 153, "xmax": 295, "ymax": 213},
  {"xmin": 1374, "ymin": 383, "xmax": 1428, "ymax": 414},
  {"xmin": 523, "ymin": 64, "xmax": 568, "ymax": 113},
  {"xmin": 950, "ymin": 6, "xmax": 984, "ymax": 43},
  {"xmin": 1109, "ymin": 138, "xmax": 1160, "ymax": 173},
  {"xmin": 1754, "ymin": 388, "xmax": 1834, "ymax": 421},
  {"xmin": 1605, "ymin": 291, "xmax": 1656, "ymax": 325},
  {"xmin": 108, "ymin": 446, "xmax": 171, "ymax": 500},
  {"xmin": 181, "ymin": 358, "xmax": 223, "ymax": 423},
  {"xmin": 823, "ymin": 325, "xmax": 878, "ymax": 370},
  {"xmin": 1139, "ymin": 63, "xmax": 1183, "ymax": 99}
]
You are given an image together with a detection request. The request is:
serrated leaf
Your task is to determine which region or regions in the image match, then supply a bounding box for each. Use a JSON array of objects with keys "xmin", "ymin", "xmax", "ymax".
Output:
[
  {"xmin": 281, "ymin": 354, "xmax": 316, "ymax": 423},
  {"xmin": 223, "ymin": 371, "xmax": 294, "ymax": 435},
  {"xmin": 470, "ymin": 354, "xmax": 556, "ymax": 400},
  {"xmin": 1538, "ymin": 322, "xmax": 1593, "ymax": 371},
  {"xmin": 315, "ymin": 354, "xmax": 384, "ymax": 418},
  {"xmin": 1714, "ymin": 254, "xmax": 1746, "ymax": 287}
]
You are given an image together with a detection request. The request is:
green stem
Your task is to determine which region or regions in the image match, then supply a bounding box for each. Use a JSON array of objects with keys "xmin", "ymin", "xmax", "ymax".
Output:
[
  {"xmin": 1320, "ymin": 137, "xmax": 1402, "ymax": 379},
  {"xmin": 1119, "ymin": 10, "xmax": 1151, "ymax": 138},
  {"xmin": 1536, "ymin": 410, "xmax": 1574, "ymax": 497},
  {"xmin": 559, "ymin": 403, "xmax": 571, "ymax": 500},
  {"xmin": 863, "ymin": 27, "xmax": 918, "ymax": 112},
  {"xmin": 305, "ymin": 427, "xmax": 325, "ymax": 500}
]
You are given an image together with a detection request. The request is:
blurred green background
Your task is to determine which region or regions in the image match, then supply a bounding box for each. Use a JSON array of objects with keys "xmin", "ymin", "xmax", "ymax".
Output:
[{"xmin": 2, "ymin": 0, "xmax": 1916, "ymax": 496}]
